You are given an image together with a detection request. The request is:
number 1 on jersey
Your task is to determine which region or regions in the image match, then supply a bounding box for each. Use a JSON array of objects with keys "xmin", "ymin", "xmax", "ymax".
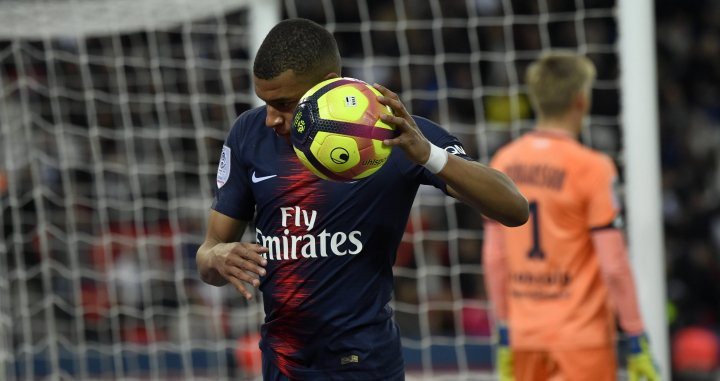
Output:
[{"xmin": 527, "ymin": 201, "xmax": 545, "ymax": 260}]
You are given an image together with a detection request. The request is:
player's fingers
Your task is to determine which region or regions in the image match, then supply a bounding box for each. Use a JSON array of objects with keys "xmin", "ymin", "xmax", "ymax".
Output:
[
  {"xmin": 377, "ymin": 95, "xmax": 411, "ymax": 119},
  {"xmin": 374, "ymin": 83, "xmax": 411, "ymax": 118},
  {"xmin": 227, "ymin": 276, "xmax": 253, "ymax": 300},
  {"xmin": 243, "ymin": 259, "xmax": 267, "ymax": 278},
  {"xmin": 226, "ymin": 254, "xmax": 267, "ymax": 278},
  {"xmin": 379, "ymin": 113, "xmax": 409, "ymax": 131},
  {"xmin": 227, "ymin": 265, "xmax": 261, "ymax": 288},
  {"xmin": 248, "ymin": 242, "xmax": 269, "ymax": 254},
  {"xmin": 382, "ymin": 137, "xmax": 402, "ymax": 147},
  {"xmin": 373, "ymin": 83, "xmax": 399, "ymax": 103},
  {"xmin": 231, "ymin": 243, "xmax": 268, "ymax": 267},
  {"xmin": 380, "ymin": 127, "xmax": 409, "ymax": 146},
  {"xmin": 372, "ymin": 82, "xmax": 397, "ymax": 99}
]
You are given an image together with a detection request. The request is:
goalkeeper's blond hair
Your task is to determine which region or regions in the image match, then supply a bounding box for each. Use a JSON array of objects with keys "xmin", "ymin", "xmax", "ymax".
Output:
[{"xmin": 526, "ymin": 52, "xmax": 596, "ymax": 119}]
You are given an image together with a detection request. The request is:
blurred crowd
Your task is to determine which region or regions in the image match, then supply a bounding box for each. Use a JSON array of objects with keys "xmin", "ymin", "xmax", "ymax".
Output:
[
  {"xmin": 1, "ymin": 0, "xmax": 719, "ymax": 378},
  {"xmin": 655, "ymin": 0, "xmax": 720, "ymax": 376}
]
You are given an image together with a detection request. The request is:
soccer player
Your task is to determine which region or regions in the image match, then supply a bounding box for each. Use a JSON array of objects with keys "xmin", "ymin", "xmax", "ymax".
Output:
[
  {"xmin": 195, "ymin": 18, "xmax": 529, "ymax": 380},
  {"xmin": 482, "ymin": 51, "xmax": 660, "ymax": 381}
]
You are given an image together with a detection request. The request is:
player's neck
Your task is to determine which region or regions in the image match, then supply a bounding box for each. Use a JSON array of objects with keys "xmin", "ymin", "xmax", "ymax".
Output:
[{"xmin": 535, "ymin": 116, "xmax": 581, "ymax": 137}]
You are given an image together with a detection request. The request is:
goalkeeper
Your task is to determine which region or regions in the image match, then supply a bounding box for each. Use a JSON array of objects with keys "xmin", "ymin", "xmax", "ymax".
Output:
[{"xmin": 483, "ymin": 52, "xmax": 660, "ymax": 381}]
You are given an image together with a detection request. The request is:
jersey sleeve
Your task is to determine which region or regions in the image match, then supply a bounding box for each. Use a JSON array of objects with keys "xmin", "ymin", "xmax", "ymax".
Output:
[
  {"xmin": 593, "ymin": 229, "xmax": 645, "ymax": 334},
  {"xmin": 211, "ymin": 115, "xmax": 255, "ymax": 220},
  {"xmin": 584, "ymin": 155, "xmax": 621, "ymax": 230},
  {"xmin": 398, "ymin": 116, "xmax": 473, "ymax": 194},
  {"xmin": 482, "ymin": 221, "xmax": 510, "ymax": 321}
]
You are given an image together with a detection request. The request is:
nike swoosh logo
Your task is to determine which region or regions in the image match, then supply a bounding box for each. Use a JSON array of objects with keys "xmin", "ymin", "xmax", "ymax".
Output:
[{"xmin": 251, "ymin": 171, "xmax": 277, "ymax": 183}]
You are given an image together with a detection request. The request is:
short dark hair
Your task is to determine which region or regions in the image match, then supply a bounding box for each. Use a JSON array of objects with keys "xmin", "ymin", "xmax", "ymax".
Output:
[{"xmin": 253, "ymin": 18, "xmax": 342, "ymax": 81}]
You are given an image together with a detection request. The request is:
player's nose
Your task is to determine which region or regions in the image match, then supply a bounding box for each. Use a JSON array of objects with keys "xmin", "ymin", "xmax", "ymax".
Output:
[{"xmin": 265, "ymin": 107, "xmax": 284, "ymax": 128}]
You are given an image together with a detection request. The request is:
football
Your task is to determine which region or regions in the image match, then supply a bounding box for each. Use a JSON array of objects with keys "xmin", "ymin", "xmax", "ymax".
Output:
[{"xmin": 291, "ymin": 77, "xmax": 396, "ymax": 182}]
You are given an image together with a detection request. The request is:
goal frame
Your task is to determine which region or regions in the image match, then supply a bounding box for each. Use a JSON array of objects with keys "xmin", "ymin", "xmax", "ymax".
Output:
[{"xmin": 618, "ymin": 0, "xmax": 669, "ymax": 378}]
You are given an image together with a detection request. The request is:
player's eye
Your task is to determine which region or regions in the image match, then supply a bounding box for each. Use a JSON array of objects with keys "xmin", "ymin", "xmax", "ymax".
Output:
[{"xmin": 271, "ymin": 101, "xmax": 296, "ymax": 112}]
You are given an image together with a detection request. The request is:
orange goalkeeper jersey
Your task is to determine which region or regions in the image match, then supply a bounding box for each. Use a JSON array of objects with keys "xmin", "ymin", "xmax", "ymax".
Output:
[{"xmin": 489, "ymin": 128, "xmax": 620, "ymax": 349}]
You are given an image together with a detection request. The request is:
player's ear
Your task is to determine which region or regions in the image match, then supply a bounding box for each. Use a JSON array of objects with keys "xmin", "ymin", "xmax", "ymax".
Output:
[{"xmin": 573, "ymin": 91, "xmax": 590, "ymax": 113}]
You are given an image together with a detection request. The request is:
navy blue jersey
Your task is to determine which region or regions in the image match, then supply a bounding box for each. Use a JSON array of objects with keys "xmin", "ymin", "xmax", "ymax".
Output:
[{"xmin": 212, "ymin": 106, "xmax": 471, "ymax": 380}]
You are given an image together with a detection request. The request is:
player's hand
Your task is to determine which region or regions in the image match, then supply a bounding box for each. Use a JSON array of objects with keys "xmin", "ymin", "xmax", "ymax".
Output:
[
  {"xmin": 210, "ymin": 242, "xmax": 268, "ymax": 300},
  {"xmin": 627, "ymin": 333, "xmax": 660, "ymax": 381},
  {"xmin": 496, "ymin": 324, "xmax": 514, "ymax": 381},
  {"xmin": 372, "ymin": 83, "xmax": 432, "ymax": 165}
]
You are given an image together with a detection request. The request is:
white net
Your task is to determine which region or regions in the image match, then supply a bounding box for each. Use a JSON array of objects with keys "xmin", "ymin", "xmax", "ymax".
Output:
[
  {"xmin": 0, "ymin": 0, "xmax": 621, "ymax": 380},
  {"xmin": 1, "ymin": 1, "xmax": 264, "ymax": 380}
]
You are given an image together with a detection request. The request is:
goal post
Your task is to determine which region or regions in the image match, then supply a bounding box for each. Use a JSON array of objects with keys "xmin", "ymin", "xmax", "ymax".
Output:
[
  {"xmin": 248, "ymin": 0, "xmax": 281, "ymax": 107},
  {"xmin": 618, "ymin": 0, "xmax": 670, "ymax": 379}
]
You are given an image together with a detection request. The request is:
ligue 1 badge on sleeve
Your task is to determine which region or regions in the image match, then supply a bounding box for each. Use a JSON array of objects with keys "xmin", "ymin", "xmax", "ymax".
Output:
[{"xmin": 217, "ymin": 145, "xmax": 231, "ymax": 188}]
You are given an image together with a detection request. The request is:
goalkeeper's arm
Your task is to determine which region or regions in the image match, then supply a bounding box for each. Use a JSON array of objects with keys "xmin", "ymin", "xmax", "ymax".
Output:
[
  {"xmin": 593, "ymin": 228, "xmax": 659, "ymax": 381},
  {"xmin": 482, "ymin": 221, "xmax": 514, "ymax": 381}
]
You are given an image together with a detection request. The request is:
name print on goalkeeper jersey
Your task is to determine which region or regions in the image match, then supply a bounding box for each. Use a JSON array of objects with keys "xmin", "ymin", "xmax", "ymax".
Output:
[{"xmin": 212, "ymin": 106, "xmax": 472, "ymax": 380}]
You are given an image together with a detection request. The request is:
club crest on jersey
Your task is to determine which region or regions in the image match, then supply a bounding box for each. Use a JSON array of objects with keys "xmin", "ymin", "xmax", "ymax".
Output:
[
  {"xmin": 217, "ymin": 145, "xmax": 231, "ymax": 188},
  {"xmin": 341, "ymin": 354, "xmax": 359, "ymax": 365}
]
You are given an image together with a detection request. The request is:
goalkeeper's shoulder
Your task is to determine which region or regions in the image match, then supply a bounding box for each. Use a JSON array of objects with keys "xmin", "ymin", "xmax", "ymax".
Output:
[{"xmin": 576, "ymin": 144, "xmax": 618, "ymax": 177}]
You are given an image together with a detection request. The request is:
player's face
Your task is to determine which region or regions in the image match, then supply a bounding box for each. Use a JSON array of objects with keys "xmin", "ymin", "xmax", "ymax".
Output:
[{"xmin": 254, "ymin": 70, "xmax": 316, "ymax": 139}]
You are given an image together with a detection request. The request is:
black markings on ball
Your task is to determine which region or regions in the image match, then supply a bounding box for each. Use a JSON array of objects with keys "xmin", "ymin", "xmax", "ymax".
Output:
[{"xmin": 330, "ymin": 147, "xmax": 350, "ymax": 164}]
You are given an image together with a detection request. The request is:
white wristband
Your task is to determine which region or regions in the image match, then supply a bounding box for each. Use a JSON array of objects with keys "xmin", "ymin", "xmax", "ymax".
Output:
[{"xmin": 423, "ymin": 143, "xmax": 449, "ymax": 174}]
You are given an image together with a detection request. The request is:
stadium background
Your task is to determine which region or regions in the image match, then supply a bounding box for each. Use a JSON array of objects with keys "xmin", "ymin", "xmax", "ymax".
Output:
[{"xmin": 0, "ymin": 0, "xmax": 718, "ymax": 380}]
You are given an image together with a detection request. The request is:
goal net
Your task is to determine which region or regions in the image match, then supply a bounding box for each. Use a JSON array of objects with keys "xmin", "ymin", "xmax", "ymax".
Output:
[{"xmin": 0, "ymin": 0, "xmax": 622, "ymax": 380}]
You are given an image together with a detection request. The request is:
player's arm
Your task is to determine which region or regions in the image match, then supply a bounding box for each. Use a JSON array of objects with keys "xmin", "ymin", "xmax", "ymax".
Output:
[
  {"xmin": 587, "ymin": 155, "xmax": 658, "ymax": 381},
  {"xmin": 482, "ymin": 220, "xmax": 514, "ymax": 381},
  {"xmin": 373, "ymin": 83, "xmax": 528, "ymax": 227},
  {"xmin": 196, "ymin": 209, "xmax": 268, "ymax": 300},
  {"xmin": 441, "ymin": 155, "xmax": 527, "ymax": 227},
  {"xmin": 593, "ymin": 227, "xmax": 659, "ymax": 381},
  {"xmin": 482, "ymin": 221, "xmax": 510, "ymax": 322},
  {"xmin": 593, "ymin": 227, "xmax": 644, "ymax": 334},
  {"xmin": 585, "ymin": 156, "xmax": 645, "ymax": 335}
]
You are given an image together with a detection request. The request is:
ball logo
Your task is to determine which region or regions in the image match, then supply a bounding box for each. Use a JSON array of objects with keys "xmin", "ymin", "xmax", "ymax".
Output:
[
  {"xmin": 293, "ymin": 112, "xmax": 305, "ymax": 133},
  {"xmin": 330, "ymin": 147, "xmax": 350, "ymax": 164},
  {"xmin": 344, "ymin": 96, "xmax": 357, "ymax": 107}
]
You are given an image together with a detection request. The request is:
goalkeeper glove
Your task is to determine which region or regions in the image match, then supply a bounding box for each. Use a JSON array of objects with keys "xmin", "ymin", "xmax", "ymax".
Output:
[
  {"xmin": 627, "ymin": 333, "xmax": 660, "ymax": 381},
  {"xmin": 496, "ymin": 324, "xmax": 514, "ymax": 381}
]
